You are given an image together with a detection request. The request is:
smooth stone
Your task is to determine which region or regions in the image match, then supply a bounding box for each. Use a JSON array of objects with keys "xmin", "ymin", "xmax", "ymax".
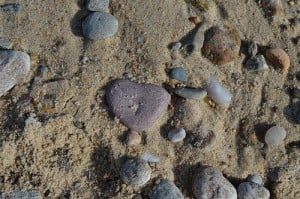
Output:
[
  {"xmin": 86, "ymin": 0, "xmax": 109, "ymax": 11},
  {"xmin": 0, "ymin": 3, "xmax": 22, "ymax": 12},
  {"xmin": 169, "ymin": 67, "xmax": 188, "ymax": 82},
  {"xmin": 0, "ymin": 50, "xmax": 31, "ymax": 97},
  {"xmin": 168, "ymin": 128, "xmax": 186, "ymax": 142},
  {"xmin": 0, "ymin": 38, "xmax": 13, "ymax": 49},
  {"xmin": 265, "ymin": 48, "xmax": 290, "ymax": 70},
  {"xmin": 246, "ymin": 40, "xmax": 258, "ymax": 57},
  {"xmin": 120, "ymin": 159, "xmax": 151, "ymax": 186},
  {"xmin": 264, "ymin": 125, "xmax": 286, "ymax": 146},
  {"xmin": 174, "ymin": 87, "xmax": 207, "ymax": 100},
  {"xmin": 246, "ymin": 55, "xmax": 269, "ymax": 71},
  {"xmin": 106, "ymin": 79, "xmax": 170, "ymax": 131},
  {"xmin": 82, "ymin": 11, "xmax": 118, "ymax": 40},
  {"xmin": 172, "ymin": 42, "xmax": 182, "ymax": 51},
  {"xmin": 193, "ymin": 166, "xmax": 237, "ymax": 199},
  {"xmin": 141, "ymin": 152, "xmax": 160, "ymax": 163},
  {"xmin": 247, "ymin": 174, "xmax": 263, "ymax": 185},
  {"xmin": 151, "ymin": 179, "xmax": 184, "ymax": 199},
  {"xmin": 238, "ymin": 182, "xmax": 270, "ymax": 199},
  {"xmin": 126, "ymin": 131, "xmax": 141, "ymax": 146}
]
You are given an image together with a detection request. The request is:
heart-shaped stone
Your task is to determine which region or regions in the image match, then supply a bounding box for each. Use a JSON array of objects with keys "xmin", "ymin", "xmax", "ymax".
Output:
[{"xmin": 106, "ymin": 79, "xmax": 171, "ymax": 131}]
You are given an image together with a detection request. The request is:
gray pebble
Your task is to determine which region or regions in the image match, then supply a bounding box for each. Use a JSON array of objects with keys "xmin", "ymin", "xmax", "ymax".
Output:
[
  {"xmin": 0, "ymin": 3, "xmax": 22, "ymax": 13},
  {"xmin": 151, "ymin": 179, "xmax": 184, "ymax": 199},
  {"xmin": 247, "ymin": 40, "xmax": 258, "ymax": 57},
  {"xmin": 82, "ymin": 11, "xmax": 118, "ymax": 40},
  {"xmin": 86, "ymin": 0, "xmax": 109, "ymax": 11},
  {"xmin": 193, "ymin": 166, "xmax": 237, "ymax": 199},
  {"xmin": 168, "ymin": 128, "xmax": 186, "ymax": 142},
  {"xmin": 238, "ymin": 182, "xmax": 270, "ymax": 199},
  {"xmin": 174, "ymin": 87, "xmax": 207, "ymax": 100},
  {"xmin": 169, "ymin": 67, "xmax": 188, "ymax": 82},
  {"xmin": 247, "ymin": 174, "xmax": 263, "ymax": 185},
  {"xmin": 246, "ymin": 55, "xmax": 269, "ymax": 71},
  {"xmin": 171, "ymin": 42, "xmax": 182, "ymax": 51},
  {"xmin": 120, "ymin": 159, "xmax": 151, "ymax": 186},
  {"xmin": 0, "ymin": 38, "xmax": 13, "ymax": 49},
  {"xmin": 141, "ymin": 152, "xmax": 160, "ymax": 163},
  {"xmin": 0, "ymin": 50, "xmax": 31, "ymax": 97}
]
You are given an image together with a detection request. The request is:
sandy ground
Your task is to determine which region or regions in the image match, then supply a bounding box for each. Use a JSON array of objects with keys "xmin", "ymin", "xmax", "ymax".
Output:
[{"xmin": 0, "ymin": 0, "xmax": 299, "ymax": 198}]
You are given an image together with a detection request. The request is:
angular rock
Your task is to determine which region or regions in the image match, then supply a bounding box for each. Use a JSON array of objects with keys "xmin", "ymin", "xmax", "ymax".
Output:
[
  {"xmin": 151, "ymin": 179, "xmax": 184, "ymax": 199},
  {"xmin": 202, "ymin": 25, "xmax": 241, "ymax": 65},
  {"xmin": 106, "ymin": 79, "xmax": 170, "ymax": 131},
  {"xmin": 193, "ymin": 166, "xmax": 237, "ymax": 199},
  {"xmin": 86, "ymin": 0, "xmax": 109, "ymax": 11},
  {"xmin": 0, "ymin": 50, "xmax": 31, "ymax": 97},
  {"xmin": 238, "ymin": 182, "xmax": 270, "ymax": 199}
]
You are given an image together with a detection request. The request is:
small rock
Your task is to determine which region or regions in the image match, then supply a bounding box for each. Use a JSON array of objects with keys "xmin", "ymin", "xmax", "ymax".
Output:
[
  {"xmin": 265, "ymin": 125, "xmax": 286, "ymax": 146},
  {"xmin": 0, "ymin": 50, "xmax": 31, "ymax": 97},
  {"xmin": 202, "ymin": 25, "xmax": 241, "ymax": 65},
  {"xmin": 169, "ymin": 67, "xmax": 188, "ymax": 82},
  {"xmin": 106, "ymin": 79, "xmax": 171, "ymax": 131},
  {"xmin": 120, "ymin": 159, "xmax": 151, "ymax": 186},
  {"xmin": 86, "ymin": 0, "xmax": 109, "ymax": 11},
  {"xmin": 265, "ymin": 48, "xmax": 290, "ymax": 70},
  {"xmin": 193, "ymin": 166, "xmax": 237, "ymax": 199},
  {"xmin": 247, "ymin": 174, "xmax": 263, "ymax": 185},
  {"xmin": 246, "ymin": 40, "xmax": 258, "ymax": 57},
  {"xmin": 261, "ymin": 0, "xmax": 283, "ymax": 16},
  {"xmin": 174, "ymin": 87, "xmax": 207, "ymax": 100},
  {"xmin": 171, "ymin": 42, "xmax": 182, "ymax": 51},
  {"xmin": 246, "ymin": 55, "xmax": 269, "ymax": 71},
  {"xmin": 151, "ymin": 179, "xmax": 184, "ymax": 199},
  {"xmin": 168, "ymin": 128, "xmax": 186, "ymax": 142},
  {"xmin": 126, "ymin": 131, "xmax": 141, "ymax": 146},
  {"xmin": 238, "ymin": 182, "xmax": 270, "ymax": 199},
  {"xmin": 141, "ymin": 152, "xmax": 160, "ymax": 163},
  {"xmin": 206, "ymin": 75, "xmax": 232, "ymax": 105},
  {"xmin": 0, "ymin": 38, "xmax": 13, "ymax": 49},
  {"xmin": 82, "ymin": 11, "xmax": 118, "ymax": 40},
  {"xmin": 0, "ymin": 3, "xmax": 22, "ymax": 13}
]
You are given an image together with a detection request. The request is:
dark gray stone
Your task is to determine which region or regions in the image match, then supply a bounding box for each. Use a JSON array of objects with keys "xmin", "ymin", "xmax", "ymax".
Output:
[
  {"xmin": 238, "ymin": 182, "xmax": 270, "ymax": 199},
  {"xmin": 169, "ymin": 67, "xmax": 188, "ymax": 82},
  {"xmin": 168, "ymin": 128, "xmax": 186, "ymax": 142},
  {"xmin": 292, "ymin": 87, "xmax": 300, "ymax": 99},
  {"xmin": 86, "ymin": 0, "xmax": 109, "ymax": 11},
  {"xmin": 0, "ymin": 38, "xmax": 13, "ymax": 49},
  {"xmin": 174, "ymin": 87, "xmax": 207, "ymax": 100},
  {"xmin": 246, "ymin": 55, "xmax": 269, "ymax": 70},
  {"xmin": 0, "ymin": 3, "xmax": 22, "ymax": 13},
  {"xmin": 106, "ymin": 79, "xmax": 170, "ymax": 131},
  {"xmin": 82, "ymin": 11, "xmax": 118, "ymax": 40},
  {"xmin": 151, "ymin": 179, "xmax": 184, "ymax": 199},
  {"xmin": 120, "ymin": 159, "xmax": 151, "ymax": 186}
]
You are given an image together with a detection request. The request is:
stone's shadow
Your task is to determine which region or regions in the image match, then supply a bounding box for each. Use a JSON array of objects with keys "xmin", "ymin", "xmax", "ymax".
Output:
[
  {"xmin": 283, "ymin": 101, "xmax": 300, "ymax": 124},
  {"xmin": 254, "ymin": 122, "xmax": 274, "ymax": 143},
  {"xmin": 70, "ymin": 9, "xmax": 89, "ymax": 37},
  {"xmin": 296, "ymin": 71, "xmax": 300, "ymax": 81},
  {"xmin": 77, "ymin": 0, "xmax": 86, "ymax": 9},
  {"xmin": 224, "ymin": 176, "xmax": 244, "ymax": 188}
]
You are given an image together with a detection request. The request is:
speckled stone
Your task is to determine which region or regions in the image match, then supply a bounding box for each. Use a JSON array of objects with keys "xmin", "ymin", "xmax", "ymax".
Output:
[
  {"xmin": 106, "ymin": 79, "xmax": 171, "ymax": 131},
  {"xmin": 168, "ymin": 128, "xmax": 186, "ymax": 142},
  {"xmin": 247, "ymin": 174, "xmax": 263, "ymax": 185},
  {"xmin": 238, "ymin": 182, "xmax": 270, "ymax": 199},
  {"xmin": 82, "ymin": 11, "xmax": 118, "ymax": 40},
  {"xmin": 120, "ymin": 159, "xmax": 151, "ymax": 186},
  {"xmin": 0, "ymin": 50, "xmax": 30, "ymax": 97},
  {"xmin": 246, "ymin": 55, "xmax": 269, "ymax": 71},
  {"xmin": 86, "ymin": 0, "xmax": 109, "ymax": 11},
  {"xmin": 151, "ymin": 179, "xmax": 184, "ymax": 199},
  {"xmin": 193, "ymin": 166, "xmax": 237, "ymax": 199},
  {"xmin": 174, "ymin": 87, "xmax": 207, "ymax": 100},
  {"xmin": 169, "ymin": 67, "xmax": 188, "ymax": 82}
]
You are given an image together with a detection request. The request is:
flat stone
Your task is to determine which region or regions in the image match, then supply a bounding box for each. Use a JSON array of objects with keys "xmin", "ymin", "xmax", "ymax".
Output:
[
  {"xmin": 202, "ymin": 25, "xmax": 241, "ymax": 65},
  {"xmin": 193, "ymin": 166, "xmax": 237, "ymax": 199},
  {"xmin": 168, "ymin": 128, "xmax": 186, "ymax": 142},
  {"xmin": 169, "ymin": 67, "xmax": 188, "ymax": 82},
  {"xmin": 174, "ymin": 87, "xmax": 207, "ymax": 100},
  {"xmin": 82, "ymin": 11, "xmax": 118, "ymax": 40},
  {"xmin": 0, "ymin": 38, "xmax": 13, "ymax": 49},
  {"xmin": 238, "ymin": 182, "xmax": 270, "ymax": 199},
  {"xmin": 246, "ymin": 55, "xmax": 269, "ymax": 71},
  {"xmin": 106, "ymin": 79, "xmax": 170, "ymax": 131},
  {"xmin": 151, "ymin": 179, "xmax": 184, "ymax": 199},
  {"xmin": 86, "ymin": 0, "xmax": 109, "ymax": 11},
  {"xmin": 0, "ymin": 50, "xmax": 31, "ymax": 97}
]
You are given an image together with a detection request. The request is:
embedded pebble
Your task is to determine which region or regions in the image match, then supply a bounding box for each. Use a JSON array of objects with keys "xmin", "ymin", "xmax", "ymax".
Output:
[
  {"xmin": 120, "ymin": 159, "xmax": 151, "ymax": 186},
  {"xmin": 262, "ymin": 0, "xmax": 283, "ymax": 16},
  {"xmin": 172, "ymin": 42, "xmax": 182, "ymax": 51},
  {"xmin": 82, "ymin": 11, "xmax": 118, "ymax": 40},
  {"xmin": 0, "ymin": 50, "xmax": 31, "ymax": 97},
  {"xmin": 169, "ymin": 67, "xmax": 188, "ymax": 82},
  {"xmin": 246, "ymin": 55, "xmax": 269, "ymax": 71},
  {"xmin": 247, "ymin": 174, "xmax": 263, "ymax": 185},
  {"xmin": 206, "ymin": 75, "xmax": 232, "ymax": 105},
  {"xmin": 168, "ymin": 128, "xmax": 186, "ymax": 142},
  {"xmin": 265, "ymin": 48, "xmax": 290, "ymax": 70},
  {"xmin": 0, "ymin": 3, "xmax": 22, "ymax": 13},
  {"xmin": 151, "ymin": 179, "xmax": 184, "ymax": 199},
  {"xmin": 238, "ymin": 182, "xmax": 270, "ymax": 199},
  {"xmin": 193, "ymin": 166, "xmax": 237, "ymax": 199},
  {"xmin": 246, "ymin": 40, "xmax": 258, "ymax": 57},
  {"xmin": 126, "ymin": 131, "xmax": 141, "ymax": 146},
  {"xmin": 0, "ymin": 38, "xmax": 13, "ymax": 49},
  {"xmin": 106, "ymin": 79, "xmax": 170, "ymax": 131},
  {"xmin": 141, "ymin": 152, "xmax": 160, "ymax": 163},
  {"xmin": 174, "ymin": 87, "xmax": 207, "ymax": 100},
  {"xmin": 202, "ymin": 25, "xmax": 241, "ymax": 65},
  {"xmin": 264, "ymin": 125, "xmax": 287, "ymax": 146},
  {"xmin": 86, "ymin": 0, "xmax": 109, "ymax": 11}
]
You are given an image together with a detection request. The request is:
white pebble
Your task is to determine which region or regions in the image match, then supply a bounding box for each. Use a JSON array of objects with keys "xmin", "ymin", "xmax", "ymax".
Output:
[
  {"xmin": 172, "ymin": 42, "xmax": 182, "ymax": 51},
  {"xmin": 265, "ymin": 126, "xmax": 286, "ymax": 146},
  {"xmin": 206, "ymin": 75, "xmax": 232, "ymax": 105},
  {"xmin": 141, "ymin": 152, "xmax": 160, "ymax": 163},
  {"xmin": 168, "ymin": 128, "xmax": 186, "ymax": 142}
]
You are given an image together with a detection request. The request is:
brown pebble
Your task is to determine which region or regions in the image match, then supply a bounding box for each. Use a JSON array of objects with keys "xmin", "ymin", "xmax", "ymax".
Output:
[
  {"xmin": 265, "ymin": 48, "xmax": 290, "ymax": 70},
  {"xmin": 126, "ymin": 131, "xmax": 141, "ymax": 146}
]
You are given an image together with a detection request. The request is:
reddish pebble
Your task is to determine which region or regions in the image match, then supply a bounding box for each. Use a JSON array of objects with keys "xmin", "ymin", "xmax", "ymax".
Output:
[{"xmin": 265, "ymin": 48, "xmax": 290, "ymax": 70}]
